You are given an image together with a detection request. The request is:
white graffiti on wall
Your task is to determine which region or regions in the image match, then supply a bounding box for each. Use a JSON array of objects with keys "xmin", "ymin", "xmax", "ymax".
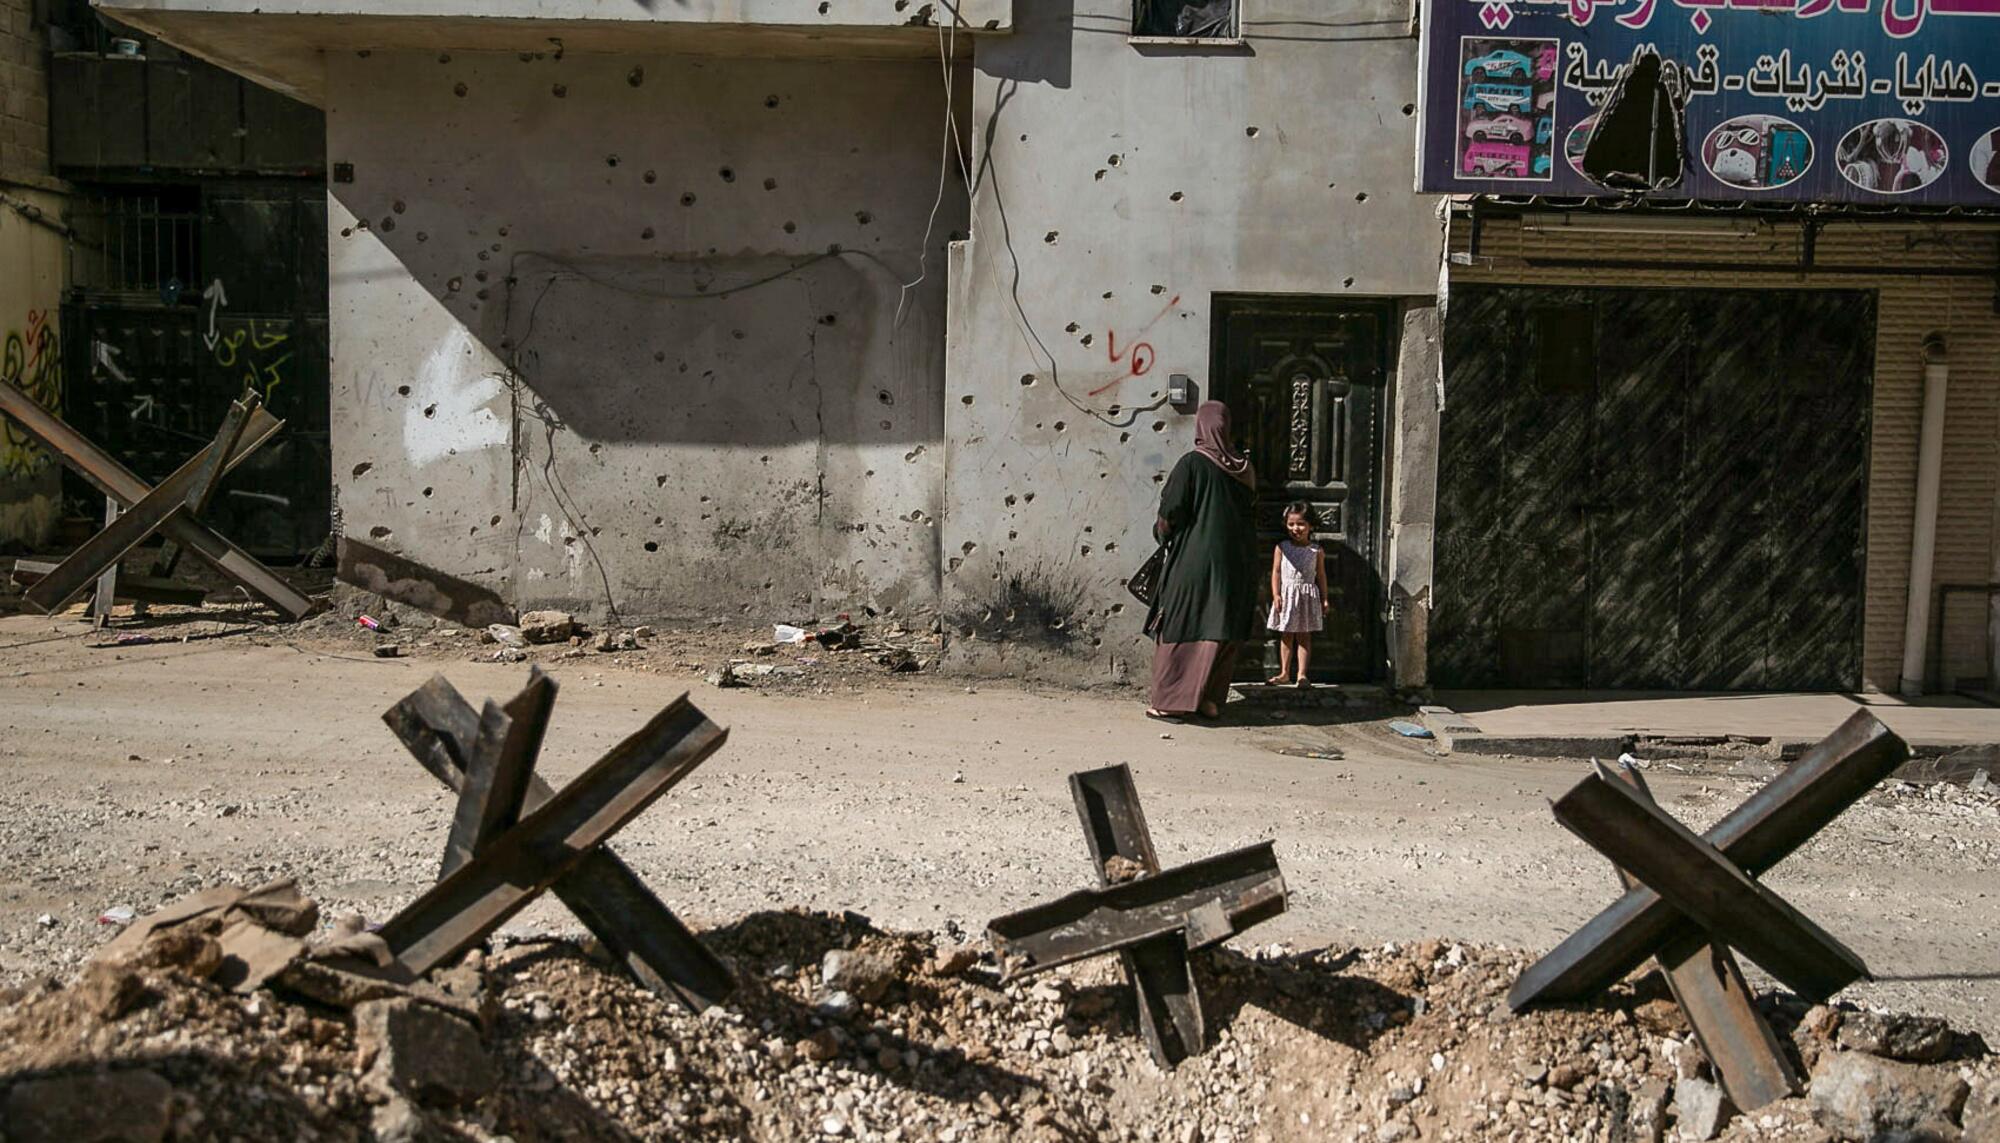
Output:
[{"xmin": 404, "ymin": 327, "xmax": 510, "ymax": 466}]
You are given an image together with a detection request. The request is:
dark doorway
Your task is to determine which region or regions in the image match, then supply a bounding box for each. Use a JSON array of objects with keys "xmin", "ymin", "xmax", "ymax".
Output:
[
  {"xmin": 1210, "ymin": 296, "xmax": 1391, "ymax": 683},
  {"xmin": 1432, "ymin": 286, "xmax": 1873, "ymax": 690}
]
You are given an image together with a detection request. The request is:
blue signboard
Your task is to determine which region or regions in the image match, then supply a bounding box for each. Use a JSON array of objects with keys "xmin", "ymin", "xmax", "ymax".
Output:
[{"xmin": 1417, "ymin": 0, "xmax": 2000, "ymax": 204}]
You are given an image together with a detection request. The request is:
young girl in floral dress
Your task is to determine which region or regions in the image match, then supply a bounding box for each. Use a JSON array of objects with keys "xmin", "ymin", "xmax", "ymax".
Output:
[{"xmin": 1266, "ymin": 502, "xmax": 1330, "ymax": 686}]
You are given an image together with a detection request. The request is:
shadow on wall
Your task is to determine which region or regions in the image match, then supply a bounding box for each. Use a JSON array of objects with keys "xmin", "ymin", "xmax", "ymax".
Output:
[
  {"xmin": 326, "ymin": 50, "xmax": 968, "ymax": 450},
  {"xmin": 977, "ymin": 0, "xmax": 1073, "ymax": 87}
]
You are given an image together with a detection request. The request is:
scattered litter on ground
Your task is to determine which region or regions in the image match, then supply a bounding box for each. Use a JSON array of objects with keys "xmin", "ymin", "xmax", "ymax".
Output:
[{"xmin": 1388, "ymin": 721, "xmax": 1434, "ymax": 739}]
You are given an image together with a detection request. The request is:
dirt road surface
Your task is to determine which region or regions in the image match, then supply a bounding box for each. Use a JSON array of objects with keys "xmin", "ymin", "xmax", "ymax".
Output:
[{"xmin": 1, "ymin": 613, "xmax": 1994, "ymax": 1044}]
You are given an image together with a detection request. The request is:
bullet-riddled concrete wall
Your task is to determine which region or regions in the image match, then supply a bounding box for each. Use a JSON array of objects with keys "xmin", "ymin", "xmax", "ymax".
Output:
[
  {"xmin": 1, "ymin": 0, "xmax": 65, "ymax": 548},
  {"xmin": 327, "ymin": 50, "xmax": 964, "ymax": 623},
  {"xmin": 942, "ymin": 0, "xmax": 1442, "ymax": 678}
]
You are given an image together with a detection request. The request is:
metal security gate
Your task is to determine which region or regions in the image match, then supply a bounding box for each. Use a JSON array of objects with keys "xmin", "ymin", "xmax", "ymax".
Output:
[
  {"xmin": 1433, "ymin": 286, "xmax": 1873, "ymax": 691},
  {"xmin": 1212, "ymin": 296, "xmax": 1390, "ymax": 683}
]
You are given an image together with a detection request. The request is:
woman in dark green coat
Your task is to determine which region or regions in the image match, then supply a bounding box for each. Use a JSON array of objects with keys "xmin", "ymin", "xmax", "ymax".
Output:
[{"xmin": 1145, "ymin": 401, "xmax": 1258, "ymax": 719}]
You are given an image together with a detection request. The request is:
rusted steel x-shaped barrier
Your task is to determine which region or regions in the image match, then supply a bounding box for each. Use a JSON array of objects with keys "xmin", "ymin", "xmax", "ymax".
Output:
[
  {"xmin": 375, "ymin": 669, "xmax": 735, "ymax": 1010},
  {"xmin": 988, "ymin": 764, "xmax": 1288, "ymax": 1067},
  {"xmin": 1511, "ymin": 710, "xmax": 1909, "ymax": 1112},
  {"xmin": 0, "ymin": 385, "xmax": 313, "ymax": 620}
]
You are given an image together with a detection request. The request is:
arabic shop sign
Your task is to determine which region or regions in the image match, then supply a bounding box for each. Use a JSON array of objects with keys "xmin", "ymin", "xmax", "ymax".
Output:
[{"xmin": 1417, "ymin": 0, "xmax": 2000, "ymax": 203}]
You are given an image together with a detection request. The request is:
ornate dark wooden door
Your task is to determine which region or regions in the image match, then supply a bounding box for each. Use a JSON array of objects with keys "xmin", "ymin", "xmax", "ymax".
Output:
[{"xmin": 1212, "ymin": 297, "xmax": 1390, "ymax": 683}]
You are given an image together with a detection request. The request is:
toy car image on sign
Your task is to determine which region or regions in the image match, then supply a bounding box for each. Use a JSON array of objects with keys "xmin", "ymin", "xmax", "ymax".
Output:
[
  {"xmin": 1419, "ymin": 1, "xmax": 2000, "ymax": 206},
  {"xmin": 1453, "ymin": 38, "xmax": 1559, "ymax": 182}
]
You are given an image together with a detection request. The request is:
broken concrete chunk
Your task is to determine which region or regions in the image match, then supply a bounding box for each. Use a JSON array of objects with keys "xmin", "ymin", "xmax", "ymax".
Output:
[
  {"xmin": 355, "ymin": 997, "xmax": 495, "ymax": 1103},
  {"xmin": 1835, "ymin": 1011, "xmax": 1955, "ymax": 1063},
  {"xmin": 485, "ymin": 623, "xmax": 526, "ymax": 648},
  {"xmin": 1808, "ymin": 1050, "xmax": 1969, "ymax": 1142},
  {"xmin": 517, "ymin": 610, "xmax": 575, "ymax": 644},
  {"xmin": 74, "ymin": 959, "xmax": 148, "ymax": 1020},
  {"xmin": 1672, "ymin": 1075, "xmax": 1730, "ymax": 1141},
  {"xmin": 3, "ymin": 1068, "xmax": 175, "ymax": 1143},
  {"xmin": 212, "ymin": 918, "xmax": 307, "ymax": 994},
  {"xmin": 821, "ymin": 947, "xmax": 899, "ymax": 1003}
]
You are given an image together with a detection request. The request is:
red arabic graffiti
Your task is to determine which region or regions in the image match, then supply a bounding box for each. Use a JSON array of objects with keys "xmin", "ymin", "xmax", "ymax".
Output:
[{"xmin": 1088, "ymin": 295, "xmax": 1180, "ymax": 398}]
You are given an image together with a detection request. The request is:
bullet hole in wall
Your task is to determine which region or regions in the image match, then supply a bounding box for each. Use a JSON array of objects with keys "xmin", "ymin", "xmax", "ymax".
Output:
[
  {"xmin": 339, "ymin": 228, "xmax": 352, "ymax": 238},
  {"xmin": 819, "ymin": 313, "xmax": 838, "ymax": 326},
  {"xmin": 423, "ymin": 403, "xmax": 438, "ymax": 418},
  {"xmin": 1079, "ymin": 334, "xmax": 1094, "ymax": 347},
  {"xmin": 644, "ymin": 540, "xmax": 659, "ymax": 552},
  {"xmin": 498, "ymin": 226, "xmax": 509, "ymax": 237},
  {"xmin": 783, "ymin": 221, "xmax": 797, "ymax": 233},
  {"xmin": 437, "ymin": 52, "xmax": 451, "ymax": 63},
  {"xmin": 1119, "ymin": 432, "xmax": 1130, "ymax": 442},
  {"xmin": 1355, "ymin": 192, "xmax": 1369, "ymax": 202},
  {"xmin": 1151, "ymin": 284, "xmax": 1166, "ymax": 294},
  {"xmin": 877, "ymin": 389, "xmax": 894, "ymax": 405},
  {"xmin": 1094, "ymin": 169, "xmax": 1106, "ymax": 181},
  {"xmin": 1108, "ymin": 153, "xmax": 1122, "ymax": 166},
  {"xmin": 369, "ymin": 526, "xmax": 392, "ymax": 539},
  {"xmin": 380, "ymin": 217, "xmax": 396, "ymax": 232},
  {"xmin": 1102, "ymin": 291, "xmax": 1114, "ymax": 299},
  {"xmin": 855, "ymin": 210, "xmax": 873, "ymax": 225},
  {"xmin": 490, "ymin": 516, "xmax": 501, "ymax": 526},
  {"xmin": 879, "ymin": 420, "xmax": 892, "ymax": 431},
  {"xmin": 1020, "ymin": 374, "xmax": 1036, "ymax": 386},
  {"xmin": 422, "ymin": 487, "xmax": 433, "ymax": 498},
  {"xmin": 1043, "ymin": 230, "xmax": 1059, "ymax": 244},
  {"xmin": 681, "ymin": 192, "xmax": 697, "ymax": 206},
  {"xmin": 1053, "ymin": 421, "xmax": 1066, "ymax": 432},
  {"xmin": 552, "ymin": 83, "xmax": 567, "ymax": 98},
  {"xmin": 352, "ymin": 462, "xmax": 373, "ymax": 478},
  {"xmin": 763, "ymin": 177, "xmax": 778, "ymax": 191},
  {"xmin": 732, "ymin": 329, "xmax": 746, "ymax": 340},
  {"xmin": 1152, "ymin": 421, "xmax": 1166, "ymax": 432},
  {"xmin": 392, "ymin": 200, "xmax": 406, "ymax": 214},
  {"xmin": 1246, "ymin": 126, "xmax": 1261, "ymax": 137},
  {"xmin": 1402, "ymin": 103, "xmax": 1416, "ymax": 116},
  {"xmin": 1343, "ymin": 277, "xmax": 1355, "ymax": 288},
  {"xmin": 961, "ymin": 395, "xmax": 974, "ymax": 405},
  {"xmin": 476, "ymin": 288, "xmax": 490, "ymax": 301},
  {"xmin": 474, "ymin": 270, "xmax": 489, "ymax": 282},
  {"xmin": 1170, "ymin": 191, "xmax": 1184, "ymax": 202},
  {"xmin": 720, "ymin": 167, "xmax": 736, "ymax": 182},
  {"xmin": 1023, "ymin": 492, "xmax": 1036, "ymax": 503},
  {"xmin": 654, "ymin": 351, "xmax": 666, "ymax": 363},
  {"xmin": 607, "ymin": 154, "xmax": 621, "ymax": 168},
  {"xmin": 1065, "ymin": 322, "xmax": 1079, "ymax": 333},
  {"xmin": 396, "ymin": 385, "xmax": 410, "ymax": 396},
  {"xmin": 766, "ymin": 94, "xmax": 782, "ymax": 108},
  {"xmin": 1153, "ymin": 472, "xmax": 1166, "ymax": 483},
  {"xmin": 818, "ymin": 0, "xmax": 829, "ymax": 10},
  {"xmin": 1004, "ymin": 494, "xmax": 1016, "ymax": 506},
  {"xmin": 416, "ymin": 231, "xmax": 429, "ymax": 243},
  {"xmin": 642, "ymin": 227, "xmax": 655, "ymax": 240},
  {"xmin": 453, "ymin": 82, "xmax": 468, "ymax": 97},
  {"xmin": 628, "ymin": 66, "xmax": 645, "ymax": 86},
  {"xmin": 644, "ymin": 170, "xmax": 657, "ymax": 184}
]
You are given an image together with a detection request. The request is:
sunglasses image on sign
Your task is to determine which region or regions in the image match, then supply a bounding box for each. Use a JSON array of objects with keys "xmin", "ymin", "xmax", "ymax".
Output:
[
  {"xmin": 1835, "ymin": 118, "xmax": 1947, "ymax": 194},
  {"xmin": 1702, "ymin": 114, "xmax": 1813, "ymax": 191}
]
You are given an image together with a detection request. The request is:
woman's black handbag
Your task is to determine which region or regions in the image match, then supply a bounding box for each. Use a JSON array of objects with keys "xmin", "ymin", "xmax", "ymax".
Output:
[{"xmin": 1127, "ymin": 543, "xmax": 1169, "ymax": 606}]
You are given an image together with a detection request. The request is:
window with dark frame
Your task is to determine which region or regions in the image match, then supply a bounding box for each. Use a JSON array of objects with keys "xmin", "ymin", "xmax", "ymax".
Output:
[{"xmin": 1133, "ymin": 0, "xmax": 1238, "ymax": 39}]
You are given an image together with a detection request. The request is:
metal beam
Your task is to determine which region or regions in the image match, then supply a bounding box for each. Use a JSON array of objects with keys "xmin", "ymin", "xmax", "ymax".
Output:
[
  {"xmin": 1071, "ymin": 765, "xmax": 1204, "ymax": 1068},
  {"xmin": 25, "ymin": 400, "xmax": 278, "ymax": 613},
  {"xmin": 0, "ymin": 384, "xmax": 314, "ymax": 620},
  {"xmin": 380, "ymin": 679, "xmax": 734, "ymax": 1006},
  {"xmin": 988, "ymin": 842, "xmax": 1286, "ymax": 978},
  {"xmin": 1602, "ymin": 762, "xmax": 1800, "ymax": 1111},
  {"xmin": 1511, "ymin": 710, "xmax": 1905, "ymax": 1008},
  {"xmin": 10, "ymin": 560, "xmax": 207, "ymax": 607},
  {"xmin": 1554, "ymin": 771, "xmax": 1869, "ymax": 1003},
  {"xmin": 438, "ymin": 670, "xmax": 556, "ymax": 880},
  {"xmin": 153, "ymin": 393, "xmax": 254, "ymax": 578}
]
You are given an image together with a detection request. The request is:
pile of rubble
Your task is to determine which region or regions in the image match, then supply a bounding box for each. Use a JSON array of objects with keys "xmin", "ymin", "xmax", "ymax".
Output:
[{"xmin": 0, "ymin": 882, "xmax": 1991, "ymax": 1143}]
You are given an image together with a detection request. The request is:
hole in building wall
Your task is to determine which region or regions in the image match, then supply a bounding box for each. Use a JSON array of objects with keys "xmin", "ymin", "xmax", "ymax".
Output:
[
  {"xmin": 352, "ymin": 462, "xmax": 373, "ymax": 477},
  {"xmin": 453, "ymin": 82, "xmax": 468, "ymax": 97},
  {"xmin": 644, "ymin": 170, "xmax": 657, "ymax": 184},
  {"xmin": 628, "ymin": 66, "xmax": 645, "ymax": 86},
  {"xmin": 421, "ymin": 487, "xmax": 433, "ymax": 497},
  {"xmin": 552, "ymin": 83, "xmax": 567, "ymax": 98},
  {"xmin": 396, "ymin": 385, "xmax": 410, "ymax": 396},
  {"xmin": 644, "ymin": 541, "xmax": 659, "ymax": 552},
  {"xmin": 369, "ymin": 526, "xmax": 392, "ymax": 539},
  {"xmin": 681, "ymin": 193, "xmax": 697, "ymax": 206},
  {"xmin": 720, "ymin": 167, "xmax": 736, "ymax": 182}
]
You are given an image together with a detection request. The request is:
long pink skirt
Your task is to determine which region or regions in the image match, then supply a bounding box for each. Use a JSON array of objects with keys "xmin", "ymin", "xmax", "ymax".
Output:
[{"xmin": 1148, "ymin": 640, "xmax": 1238, "ymax": 715}]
